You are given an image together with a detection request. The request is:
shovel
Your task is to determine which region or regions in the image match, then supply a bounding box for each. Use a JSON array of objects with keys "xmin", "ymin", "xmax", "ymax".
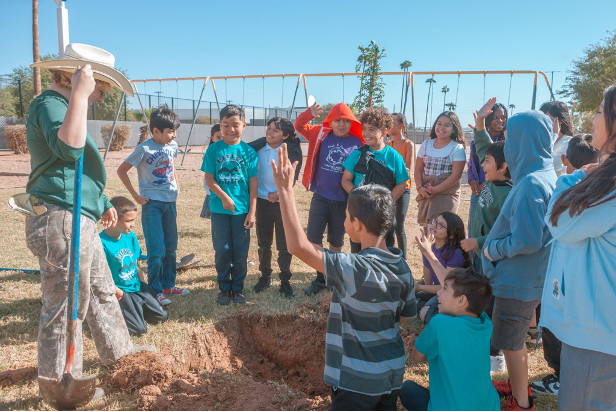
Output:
[{"xmin": 38, "ymin": 154, "xmax": 97, "ymax": 410}]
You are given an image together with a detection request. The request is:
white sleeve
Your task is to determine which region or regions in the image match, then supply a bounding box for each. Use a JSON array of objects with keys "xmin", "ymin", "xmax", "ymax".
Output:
[
  {"xmin": 417, "ymin": 141, "xmax": 428, "ymax": 158},
  {"xmin": 451, "ymin": 143, "xmax": 467, "ymax": 161}
]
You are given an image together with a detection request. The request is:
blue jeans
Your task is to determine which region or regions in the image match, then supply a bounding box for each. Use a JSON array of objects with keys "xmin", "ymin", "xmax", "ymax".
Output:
[
  {"xmin": 211, "ymin": 212, "xmax": 250, "ymax": 292},
  {"xmin": 400, "ymin": 380, "xmax": 430, "ymax": 411},
  {"xmin": 142, "ymin": 200, "xmax": 177, "ymax": 294}
]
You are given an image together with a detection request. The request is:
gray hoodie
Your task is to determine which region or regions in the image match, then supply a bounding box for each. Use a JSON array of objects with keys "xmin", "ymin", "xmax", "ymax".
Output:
[{"xmin": 480, "ymin": 110, "xmax": 557, "ymax": 302}]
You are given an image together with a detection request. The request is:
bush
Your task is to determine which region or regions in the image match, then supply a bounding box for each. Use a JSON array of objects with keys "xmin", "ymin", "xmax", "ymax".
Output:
[
  {"xmin": 4, "ymin": 124, "xmax": 28, "ymax": 154},
  {"xmin": 138, "ymin": 125, "xmax": 150, "ymax": 145},
  {"xmin": 195, "ymin": 115, "xmax": 214, "ymax": 124},
  {"xmin": 101, "ymin": 124, "xmax": 132, "ymax": 151}
]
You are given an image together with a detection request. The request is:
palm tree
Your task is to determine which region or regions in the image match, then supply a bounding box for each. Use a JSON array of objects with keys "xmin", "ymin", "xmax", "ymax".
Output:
[
  {"xmin": 441, "ymin": 86, "xmax": 450, "ymax": 112},
  {"xmin": 445, "ymin": 102, "xmax": 457, "ymax": 111},
  {"xmin": 426, "ymin": 77, "xmax": 437, "ymax": 125},
  {"xmin": 33, "ymin": 0, "xmax": 41, "ymax": 97},
  {"xmin": 508, "ymin": 104, "xmax": 515, "ymax": 115},
  {"xmin": 399, "ymin": 60, "xmax": 412, "ymax": 112},
  {"xmin": 424, "ymin": 77, "xmax": 437, "ymax": 131}
]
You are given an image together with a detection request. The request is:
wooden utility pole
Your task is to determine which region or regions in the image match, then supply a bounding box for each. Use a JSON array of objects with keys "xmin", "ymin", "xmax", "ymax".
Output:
[{"xmin": 33, "ymin": 0, "xmax": 41, "ymax": 96}]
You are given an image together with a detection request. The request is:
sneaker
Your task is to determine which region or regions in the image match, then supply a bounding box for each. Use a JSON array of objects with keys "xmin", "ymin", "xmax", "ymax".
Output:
[
  {"xmin": 157, "ymin": 293, "xmax": 171, "ymax": 306},
  {"xmin": 232, "ymin": 291, "xmax": 246, "ymax": 304},
  {"xmin": 217, "ymin": 291, "xmax": 231, "ymax": 305},
  {"xmin": 304, "ymin": 281, "xmax": 327, "ymax": 296},
  {"xmin": 247, "ymin": 259, "xmax": 255, "ymax": 266},
  {"xmin": 493, "ymin": 380, "xmax": 532, "ymax": 398},
  {"xmin": 501, "ymin": 395, "xmax": 534, "ymax": 411},
  {"xmin": 252, "ymin": 276, "xmax": 273, "ymax": 293},
  {"xmin": 531, "ymin": 373, "xmax": 559, "ymax": 396},
  {"xmin": 279, "ymin": 281, "xmax": 296, "ymax": 298},
  {"xmin": 163, "ymin": 287, "xmax": 190, "ymax": 296},
  {"xmin": 490, "ymin": 354, "xmax": 507, "ymax": 373}
]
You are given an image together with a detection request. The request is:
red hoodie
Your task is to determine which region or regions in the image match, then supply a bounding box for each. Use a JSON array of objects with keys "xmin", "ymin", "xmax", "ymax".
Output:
[{"xmin": 294, "ymin": 103, "xmax": 364, "ymax": 191}]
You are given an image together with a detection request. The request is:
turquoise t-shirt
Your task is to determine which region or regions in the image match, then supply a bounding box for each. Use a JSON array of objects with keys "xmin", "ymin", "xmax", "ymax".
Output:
[
  {"xmin": 201, "ymin": 140, "xmax": 258, "ymax": 215},
  {"xmin": 342, "ymin": 145, "xmax": 409, "ymax": 188},
  {"xmin": 415, "ymin": 313, "xmax": 500, "ymax": 411},
  {"xmin": 99, "ymin": 231, "xmax": 142, "ymax": 293}
]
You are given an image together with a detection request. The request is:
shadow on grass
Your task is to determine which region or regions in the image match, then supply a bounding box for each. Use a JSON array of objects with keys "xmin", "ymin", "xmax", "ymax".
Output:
[
  {"xmin": 0, "ymin": 298, "xmax": 41, "ymax": 343},
  {"xmin": 0, "ymin": 272, "xmax": 40, "ymax": 284},
  {"xmin": 0, "ymin": 395, "xmax": 42, "ymax": 411}
]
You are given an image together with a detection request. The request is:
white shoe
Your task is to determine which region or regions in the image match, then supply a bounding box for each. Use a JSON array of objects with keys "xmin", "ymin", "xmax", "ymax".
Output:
[
  {"xmin": 531, "ymin": 373, "xmax": 559, "ymax": 396},
  {"xmin": 490, "ymin": 354, "xmax": 506, "ymax": 373},
  {"xmin": 247, "ymin": 259, "xmax": 255, "ymax": 266},
  {"xmin": 157, "ymin": 293, "xmax": 171, "ymax": 306}
]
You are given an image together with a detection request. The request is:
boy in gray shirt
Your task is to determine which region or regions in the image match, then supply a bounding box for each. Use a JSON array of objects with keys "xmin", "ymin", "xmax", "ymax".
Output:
[{"xmin": 117, "ymin": 104, "xmax": 189, "ymax": 306}]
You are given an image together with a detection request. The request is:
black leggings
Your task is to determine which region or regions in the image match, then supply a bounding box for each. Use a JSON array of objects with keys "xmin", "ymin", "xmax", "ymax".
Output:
[{"xmin": 394, "ymin": 189, "xmax": 411, "ymax": 260}]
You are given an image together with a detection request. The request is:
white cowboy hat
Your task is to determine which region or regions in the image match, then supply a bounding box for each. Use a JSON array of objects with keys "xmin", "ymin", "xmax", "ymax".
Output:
[{"xmin": 30, "ymin": 43, "xmax": 134, "ymax": 96}]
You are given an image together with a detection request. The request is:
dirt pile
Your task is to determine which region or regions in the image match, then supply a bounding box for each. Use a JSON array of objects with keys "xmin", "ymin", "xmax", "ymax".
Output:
[
  {"xmin": 0, "ymin": 366, "xmax": 37, "ymax": 387},
  {"xmin": 109, "ymin": 351, "xmax": 186, "ymax": 391}
]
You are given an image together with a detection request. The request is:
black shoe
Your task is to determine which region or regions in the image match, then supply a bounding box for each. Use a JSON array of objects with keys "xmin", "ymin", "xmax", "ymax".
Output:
[
  {"xmin": 304, "ymin": 281, "xmax": 327, "ymax": 296},
  {"xmin": 252, "ymin": 276, "xmax": 273, "ymax": 293},
  {"xmin": 232, "ymin": 291, "xmax": 246, "ymax": 304},
  {"xmin": 279, "ymin": 281, "xmax": 296, "ymax": 298},
  {"xmin": 217, "ymin": 291, "xmax": 231, "ymax": 305}
]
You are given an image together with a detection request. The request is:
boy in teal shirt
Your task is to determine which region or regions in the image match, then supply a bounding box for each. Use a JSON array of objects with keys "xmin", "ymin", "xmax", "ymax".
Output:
[
  {"xmin": 100, "ymin": 196, "xmax": 168, "ymax": 336},
  {"xmin": 341, "ymin": 107, "xmax": 409, "ymax": 252},
  {"xmin": 400, "ymin": 252, "xmax": 499, "ymax": 410},
  {"xmin": 202, "ymin": 105, "xmax": 258, "ymax": 305}
]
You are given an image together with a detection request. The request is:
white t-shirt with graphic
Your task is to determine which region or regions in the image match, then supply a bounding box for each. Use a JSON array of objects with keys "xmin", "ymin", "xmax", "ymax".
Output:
[{"xmin": 125, "ymin": 138, "xmax": 178, "ymax": 202}]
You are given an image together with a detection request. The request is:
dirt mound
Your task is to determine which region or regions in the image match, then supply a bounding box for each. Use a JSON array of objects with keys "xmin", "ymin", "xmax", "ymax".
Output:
[
  {"xmin": 0, "ymin": 366, "xmax": 37, "ymax": 387},
  {"xmin": 109, "ymin": 351, "xmax": 184, "ymax": 391}
]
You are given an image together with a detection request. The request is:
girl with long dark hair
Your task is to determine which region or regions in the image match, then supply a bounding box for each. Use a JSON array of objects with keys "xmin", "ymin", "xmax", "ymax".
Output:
[
  {"xmin": 540, "ymin": 100, "xmax": 574, "ymax": 177},
  {"xmin": 540, "ymin": 84, "xmax": 616, "ymax": 410}
]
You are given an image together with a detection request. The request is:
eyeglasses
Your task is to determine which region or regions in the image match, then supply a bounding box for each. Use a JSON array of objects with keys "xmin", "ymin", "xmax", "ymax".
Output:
[{"xmin": 431, "ymin": 218, "xmax": 447, "ymax": 230}]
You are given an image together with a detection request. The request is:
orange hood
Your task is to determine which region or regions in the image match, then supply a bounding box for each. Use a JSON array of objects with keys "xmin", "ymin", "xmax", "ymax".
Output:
[{"xmin": 322, "ymin": 103, "xmax": 363, "ymax": 139}]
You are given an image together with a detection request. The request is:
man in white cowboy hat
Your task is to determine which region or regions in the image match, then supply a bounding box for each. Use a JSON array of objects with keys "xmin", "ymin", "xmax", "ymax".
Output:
[{"xmin": 24, "ymin": 43, "xmax": 153, "ymax": 398}]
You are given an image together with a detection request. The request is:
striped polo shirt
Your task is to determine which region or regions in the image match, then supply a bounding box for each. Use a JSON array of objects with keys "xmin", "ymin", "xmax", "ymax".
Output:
[{"xmin": 322, "ymin": 247, "xmax": 417, "ymax": 396}]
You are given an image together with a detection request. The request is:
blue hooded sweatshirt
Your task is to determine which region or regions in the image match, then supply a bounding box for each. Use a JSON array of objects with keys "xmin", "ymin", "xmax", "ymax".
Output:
[
  {"xmin": 481, "ymin": 111, "xmax": 557, "ymax": 302},
  {"xmin": 540, "ymin": 168, "xmax": 616, "ymax": 356}
]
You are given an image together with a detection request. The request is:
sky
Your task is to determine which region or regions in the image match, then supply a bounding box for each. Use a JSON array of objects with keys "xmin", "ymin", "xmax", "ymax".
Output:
[{"xmin": 2, "ymin": 0, "xmax": 615, "ymax": 127}]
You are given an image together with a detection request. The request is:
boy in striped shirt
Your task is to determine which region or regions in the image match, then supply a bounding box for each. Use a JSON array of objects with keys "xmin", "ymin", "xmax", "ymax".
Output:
[{"xmin": 271, "ymin": 144, "xmax": 416, "ymax": 410}]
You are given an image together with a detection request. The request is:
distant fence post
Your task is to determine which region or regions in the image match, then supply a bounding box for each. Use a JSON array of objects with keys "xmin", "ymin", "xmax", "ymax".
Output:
[{"xmin": 17, "ymin": 79, "xmax": 23, "ymax": 118}]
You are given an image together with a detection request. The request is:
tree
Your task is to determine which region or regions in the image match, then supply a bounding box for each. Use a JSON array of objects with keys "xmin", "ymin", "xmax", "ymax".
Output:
[
  {"xmin": 399, "ymin": 60, "xmax": 412, "ymax": 113},
  {"xmin": 445, "ymin": 102, "xmax": 456, "ymax": 112},
  {"xmin": 560, "ymin": 30, "xmax": 616, "ymax": 113},
  {"xmin": 195, "ymin": 114, "xmax": 214, "ymax": 124},
  {"xmin": 441, "ymin": 86, "xmax": 449, "ymax": 112},
  {"xmin": 570, "ymin": 102, "xmax": 593, "ymax": 133},
  {"xmin": 508, "ymin": 104, "xmax": 515, "ymax": 116},
  {"xmin": 352, "ymin": 40, "xmax": 387, "ymax": 113},
  {"xmin": 32, "ymin": 0, "xmax": 41, "ymax": 97}
]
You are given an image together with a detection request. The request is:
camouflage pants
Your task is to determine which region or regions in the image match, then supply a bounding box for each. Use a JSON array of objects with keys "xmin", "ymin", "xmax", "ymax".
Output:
[{"xmin": 25, "ymin": 202, "xmax": 133, "ymax": 380}]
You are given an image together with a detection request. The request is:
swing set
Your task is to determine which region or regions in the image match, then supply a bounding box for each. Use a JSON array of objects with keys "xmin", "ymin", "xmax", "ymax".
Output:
[{"xmin": 99, "ymin": 70, "xmax": 555, "ymax": 165}]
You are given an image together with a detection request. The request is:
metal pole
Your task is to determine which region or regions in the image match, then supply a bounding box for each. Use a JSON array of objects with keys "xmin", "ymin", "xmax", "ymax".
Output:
[
  {"xmin": 18, "ymin": 79, "xmax": 23, "ymax": 117},
  {"xmin": 181, "ymin": 78, "xmax": 208, "ymax": 166},
  {"xmin": 302, "ymin": 76, "xmax": 309, "ymax": 106},
  {"xmin": 211, "ymin": 79, "xmax": 221, "ymax": 119},
  {"xmin": 55, "ymin": 0, "xmax": 69, "ymax": 58},
  {"xmin": 209, "ymin": 102, "xmax": 212, "ymax": 124},
  {"xmin": 103, "ymin": 92, "xmax": 125, "ymax": 162},
  {"xmin": 411, "ymin": 73, "xmax": 416, "ymax": 153},
  {"xmin": 92, "ymin": 102, "xmax": 96, "ymax": 120},
  {"xmin": 133, "ymin": 83, "xmax": 151, "ymax": 139},
  {"xmin": 531, "ymin": 71, "xmax": 538, "ymax": 110},
  {"xmin": 402, "ymin": 72, "xmax": 410, "ymax": 116},
  {"xmin": 288, "ymin": 74, "xmax": 302, "ymax": 117},
  {"xmin": 124, "ymin": 95, "xmax": 127, "ymax": 121}
]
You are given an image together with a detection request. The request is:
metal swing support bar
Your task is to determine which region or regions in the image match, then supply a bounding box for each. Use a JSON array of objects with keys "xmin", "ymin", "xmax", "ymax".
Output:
[
  {"xmin": 103, "ymin": 92, "xmax": 126, "ymax": 163},
  {"xmin": 180, "ymin": 77, "xmax": 214, "ymax": 166}
]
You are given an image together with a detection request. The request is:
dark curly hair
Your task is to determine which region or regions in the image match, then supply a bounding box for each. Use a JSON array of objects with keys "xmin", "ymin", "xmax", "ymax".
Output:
[
  {"xmin": 358, "ymin": 107, "xmax": 393, "ymax": 131},
  {"xmin": 150, "ymin": 104, "xmax": 180, "ymax": 133},
  {"xmin": 429, "ymin": 111, "xmax": 466, "ymax": 148}
]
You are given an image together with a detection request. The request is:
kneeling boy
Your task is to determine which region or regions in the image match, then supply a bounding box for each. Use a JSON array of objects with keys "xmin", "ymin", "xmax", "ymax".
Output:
[
  {"xmin": 400, "ymin": 267, "xmax": 500, "ymax": 411},
  {"xmin": 271, "ymin": 145, "xmax": 416, "ymax": 410},
  {"xmin": 100, "ymin": 196, "xmax": 168, "ymax": 336}
]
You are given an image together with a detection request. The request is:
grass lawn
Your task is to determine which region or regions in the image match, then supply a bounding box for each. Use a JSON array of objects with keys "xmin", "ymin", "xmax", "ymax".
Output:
[{"xmin": 0, "ymin": 149, "xmax": 557, "ymax": 410}]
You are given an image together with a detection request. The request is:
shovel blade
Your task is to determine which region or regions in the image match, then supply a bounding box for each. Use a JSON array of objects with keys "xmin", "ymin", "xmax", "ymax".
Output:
[{"xmin": 38, "ymin": 373, "xmax": 96, "ymax": 410}]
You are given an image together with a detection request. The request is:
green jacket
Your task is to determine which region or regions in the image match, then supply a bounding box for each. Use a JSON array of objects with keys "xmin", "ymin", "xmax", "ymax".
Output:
[
  {"xmin": 26, "ymin": 90, "xmax": 112, "ymax": 221},
  {"xmin": 470, "ymin": 128, "xmax": 513, "ymax": 251}
]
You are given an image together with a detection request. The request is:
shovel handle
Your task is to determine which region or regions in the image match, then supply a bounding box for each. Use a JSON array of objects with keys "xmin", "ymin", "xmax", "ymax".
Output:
[{"xmin": 64, "ymin": 154, "xmax": 83, "ymax": 375}]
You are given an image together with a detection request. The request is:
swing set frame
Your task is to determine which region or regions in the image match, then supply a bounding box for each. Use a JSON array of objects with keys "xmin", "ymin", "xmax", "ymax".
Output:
[{"xmin": 99, "ymin": 70, "xmax": 555, "ymax": 165}]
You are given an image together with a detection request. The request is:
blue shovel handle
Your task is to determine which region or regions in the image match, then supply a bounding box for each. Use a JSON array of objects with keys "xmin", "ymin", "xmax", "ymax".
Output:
[{"xmin": 64, "ymin": 154, "xmax": 83, "ymax": 373}]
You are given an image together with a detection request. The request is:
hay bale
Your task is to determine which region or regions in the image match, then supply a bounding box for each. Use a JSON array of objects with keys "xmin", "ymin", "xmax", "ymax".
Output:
[
  {"xmin": 4, "ymin": 125, "xmax": 28, "ymax": 154},
  {"xmin": 101, "ymin": 124, "xmax": 132, "ymax": 151},
  {"xmin": 138, "ymin": 125, "xmax": 150, "ymax": 145}
]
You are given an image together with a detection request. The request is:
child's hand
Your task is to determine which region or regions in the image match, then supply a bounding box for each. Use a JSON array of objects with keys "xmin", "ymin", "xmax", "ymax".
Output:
[
  {"xmin": 417, "ymin": 187, "xmax": 432, "ymax": 199},
  {"xmin": 115, "ymin": 288, "xmax": 124, "ymax": 301},
  {"xmin": 244, "ymin": 212, "xmax": 255, "ymax": 229},
  {"xmin": 267, "ymin": 192, "xmax": 279, "ymax": 203},
  {"xmin": 483, "ymin": 247, "xmax": 494, "ymax": 262},
  {"xmin": 580, "ymin": 162, "xmax": 600, "ymax": 174},
  {"xmin": 309, "ymin": 102, "xmax": 323, "ymax": 118},
  {"xmin": 134, "ymin": 194, "xmax": 149, "ymax": 205},
  {"xmin": 419, "ymin": 305, "xmax": 430, "ymax": 322},
  {"xmin": 467, "ymin": 113, "xmax": 478, "ymax": 130},
  {"xmin": 461, "ymin": 238, "xmax": 479, "ymax": 252},
  {"xmin": 101, "ymin": 207, "xmax": 117, "ymax": 228},
  {"xmin": 414, "ymin": 231, "xmax": 434, "ymax": 256},
  {"xmin": 476, "ymin": 97, "xmax": 497, "ymax": 120},
  {"xmin": 222, "ymin": 196, "xmax": 236, "ymax": 214},
  {"xmin": 271, "ymin": 144, "xmax": 299, "ymax": 193}
]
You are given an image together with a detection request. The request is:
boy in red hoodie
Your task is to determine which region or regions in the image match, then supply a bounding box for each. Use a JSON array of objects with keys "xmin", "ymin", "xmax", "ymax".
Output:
[{"xmin": 295, "ymin": 102, "xmax": 364, "ymax": 295}]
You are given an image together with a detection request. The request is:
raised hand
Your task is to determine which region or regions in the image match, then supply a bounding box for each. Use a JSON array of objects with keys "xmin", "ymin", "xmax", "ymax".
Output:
[
  {"xmin": 309, "ymin": 102, "xmax": 324, "ymax": 118},
  {"xmin": 71, "ymin": 64, "xmax": 96, "ymax": 99},
  {"xmin": 476, "ymin": 97, "xmax": 497, "ymax": 120},
  {"xmin": 271, "ymin": 144, "xmax": 299, "ymax": 192},
  {"xmin": 414, "ymin": 231, "xmax": 434, "ymax": 256}
]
